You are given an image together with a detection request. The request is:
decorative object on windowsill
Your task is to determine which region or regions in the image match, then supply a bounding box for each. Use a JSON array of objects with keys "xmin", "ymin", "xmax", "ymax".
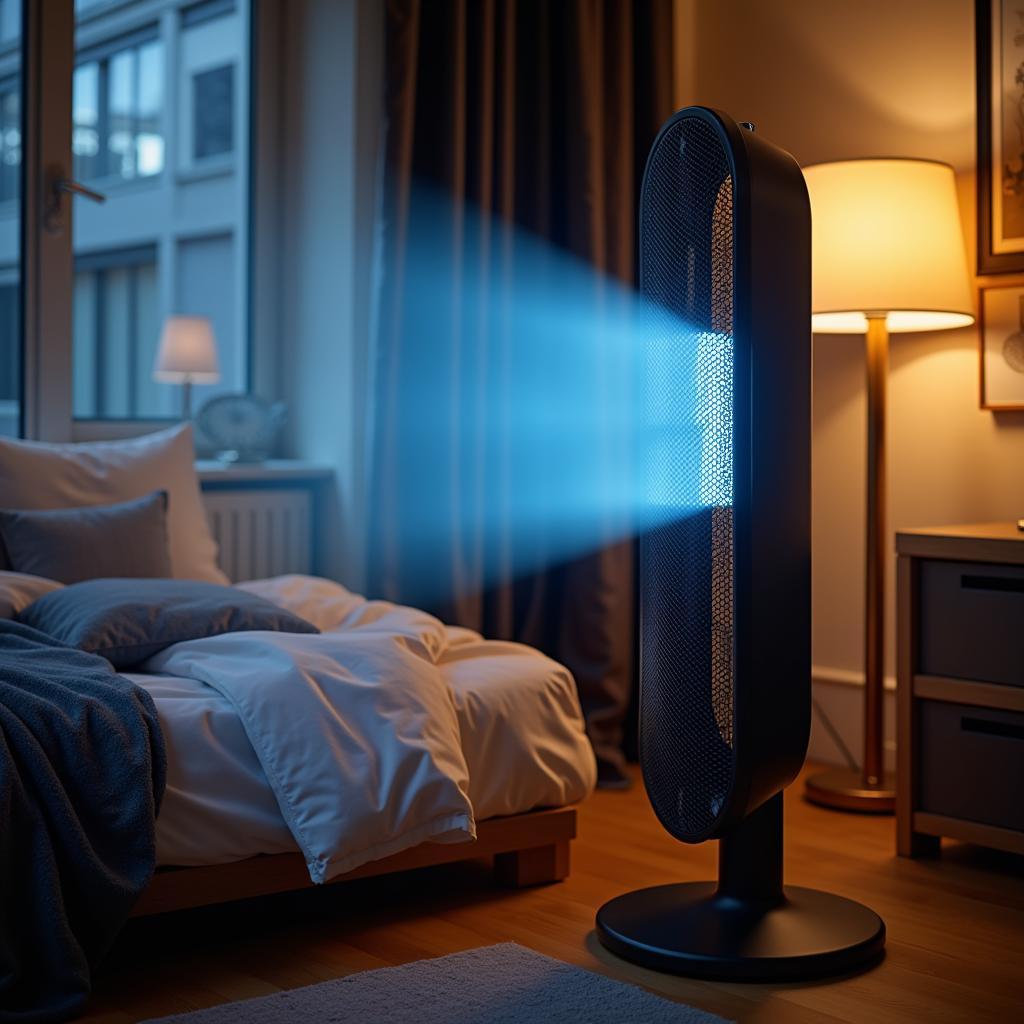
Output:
[
  {"xmin": 803, "ymin": 158, "xmax": 975, "ymax": 813},
  {"xmin": 979, "ymin": 279, "xmax": 1024, "ymax": 410},
  {"xmin": 153, "ymin": 316, "xmax": 220, "ymax": 419},
  {"xmin": 976, "ymin": 0, "xmax": 1024, "ymax": 274},
  {"xmin": 195, "ymin": 393, "xmax": 287, "ymax": 464}
]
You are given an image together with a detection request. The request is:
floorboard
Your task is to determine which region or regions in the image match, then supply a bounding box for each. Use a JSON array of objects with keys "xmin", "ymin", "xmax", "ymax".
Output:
[{"xmin": 81, "ymin": 764, "xmax": 1024, "ymax": 1023}]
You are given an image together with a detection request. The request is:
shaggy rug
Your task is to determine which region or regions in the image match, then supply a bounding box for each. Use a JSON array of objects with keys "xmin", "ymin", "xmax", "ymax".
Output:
[{"xmin": 141, "ymin": 942, "xmax": 728, "ymax": 1023}]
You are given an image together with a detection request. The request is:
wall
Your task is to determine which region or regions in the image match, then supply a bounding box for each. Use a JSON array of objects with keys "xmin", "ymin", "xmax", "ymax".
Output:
[
  {"xmin": 279, "ymin": 0, "xmax": 381, "ymax": 591},
  {"xmin": 681, "ymin": 0, "xmax": 1024, "ymax": 767}
]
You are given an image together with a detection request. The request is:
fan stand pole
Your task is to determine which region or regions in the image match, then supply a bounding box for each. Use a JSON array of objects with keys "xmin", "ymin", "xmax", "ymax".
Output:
[
  {"xmin": 595, "ymin": 793, "xmax": 885, "ymax": 981},
  {"xmin": 717, "ymin": 792, "xmax": 783, "ymax": 906}
]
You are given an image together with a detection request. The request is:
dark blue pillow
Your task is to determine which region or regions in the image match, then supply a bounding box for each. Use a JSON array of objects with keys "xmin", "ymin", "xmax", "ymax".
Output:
[
  {"xmin": 17, "ymin": 578, "xmax": 320, "ymax": 669},
  {"xmin": 0, "ymin": 490, "xmax": 171, "ymax": 584}
]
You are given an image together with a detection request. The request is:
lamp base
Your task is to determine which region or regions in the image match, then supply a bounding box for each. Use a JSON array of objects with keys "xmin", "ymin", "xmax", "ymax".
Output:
[
  {"xmin": 596, "ymin": 882, "xmax": 885, "ymax": 981},
  {"xmin": 804, "ymin": 768, "xmax": 895, "ymax": 814}
]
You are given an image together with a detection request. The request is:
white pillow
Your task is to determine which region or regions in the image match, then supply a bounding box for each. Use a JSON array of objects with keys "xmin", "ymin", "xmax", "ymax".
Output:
[
  {"xmin": 0, "ymin": 424, "xmax": 227, "ymax": 584},
  {"xmin": 0, "ymin": 571, "xmax": 63, "ymax": 619}
]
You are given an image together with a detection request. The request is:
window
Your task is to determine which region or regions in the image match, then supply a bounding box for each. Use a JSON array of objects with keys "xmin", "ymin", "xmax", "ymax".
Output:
[
  {"xmin": 0, "ymin": 0, "xmax": 20, "ymax": 46},
  {"xmin": 0, "ymin": 82, "xmax": 18, "ymax": 203},
  {"xmin": 73, "ymin": 33, "xmax": 164, "ymax": 183},
  {"xmin": 69, "ymin": 0, "xmax": 250, "ymax": 422},
  {"xmin": 73, "ymin": 247, "xmax": 159, "ymax": 418},
  {"xmin": 193, "ymin": 64, "xmax": 233, "ymax": 159},
  {"xmin": 5, "ymin": 0, "xmax": 256, "ymax": 439},
  {"xmin": 178, "ymin": 0, "xmax": 239, "ymax": 174}
]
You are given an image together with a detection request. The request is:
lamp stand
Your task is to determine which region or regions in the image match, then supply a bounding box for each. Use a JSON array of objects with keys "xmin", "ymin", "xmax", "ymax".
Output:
[
  {"xmin": 181, "ymin": 378, "xmax": 193, "ymax": 420},
  {"xmin": 806, "ymin": 315, "xmax": 896, "ymax": 813}
]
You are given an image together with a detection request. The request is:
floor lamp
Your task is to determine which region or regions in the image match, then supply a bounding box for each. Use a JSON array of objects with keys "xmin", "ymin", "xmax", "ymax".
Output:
[{"xmin": 802, "ymin": 160, "xmax": 974, "ymax": 813}]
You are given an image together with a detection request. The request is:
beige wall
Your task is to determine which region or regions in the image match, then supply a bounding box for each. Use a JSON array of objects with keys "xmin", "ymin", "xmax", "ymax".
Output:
[{"xmin": 681, "ymin": 0, "xmax": 1024, "ymax": 696}]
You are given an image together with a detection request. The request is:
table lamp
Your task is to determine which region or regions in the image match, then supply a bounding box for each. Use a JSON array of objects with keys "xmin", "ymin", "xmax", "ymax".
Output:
[
  {"xmin": 153, "ymin": 315, "xmax": 220, "ymax": 419},
  {"xmin": 802, "ymin": 159, "xmax": 974, "ymax": 812}
]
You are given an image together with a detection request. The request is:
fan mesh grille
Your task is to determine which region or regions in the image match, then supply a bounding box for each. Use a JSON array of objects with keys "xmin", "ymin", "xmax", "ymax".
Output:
[{"xmin": 639, "ymin": 114, "xmax": 736, "ymax": 841}]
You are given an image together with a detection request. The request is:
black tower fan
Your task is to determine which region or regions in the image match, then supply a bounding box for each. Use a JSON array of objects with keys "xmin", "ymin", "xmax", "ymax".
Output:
[{"xmin": 595, "ymin": 107, "xmax": 886, "ymax": 981}]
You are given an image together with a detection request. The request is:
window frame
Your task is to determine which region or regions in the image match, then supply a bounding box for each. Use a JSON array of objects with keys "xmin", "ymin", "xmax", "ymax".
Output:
[{"xmin": 17, "ymin": 0, "xmax": 266, "ymax": 442}]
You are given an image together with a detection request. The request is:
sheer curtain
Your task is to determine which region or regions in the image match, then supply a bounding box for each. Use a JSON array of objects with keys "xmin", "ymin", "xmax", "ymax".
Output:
[{"xmin": 369, "ymin": 0, "xmax": 674, "ymax": 779}]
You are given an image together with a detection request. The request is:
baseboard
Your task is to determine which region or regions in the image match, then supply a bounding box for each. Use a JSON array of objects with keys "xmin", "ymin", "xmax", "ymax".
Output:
[{"xmin": 807, "ymin": 665, "xmax": 896, "ymax": 774}]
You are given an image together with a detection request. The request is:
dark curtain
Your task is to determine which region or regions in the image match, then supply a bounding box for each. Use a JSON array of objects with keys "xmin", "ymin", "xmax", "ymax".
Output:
[{"xmin": 371, "ymin": 0, "xmax": 674, "ymax": 776}]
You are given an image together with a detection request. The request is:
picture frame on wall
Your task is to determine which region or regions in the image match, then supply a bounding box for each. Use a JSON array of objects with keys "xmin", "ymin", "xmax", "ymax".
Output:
[
  {"xmin": 978, "ymin": 277, "xmax": 1024, "ymax": 409},
  {"xmin": 977, "ymin": 0, "xmax": 1024, "ymax": 273}
]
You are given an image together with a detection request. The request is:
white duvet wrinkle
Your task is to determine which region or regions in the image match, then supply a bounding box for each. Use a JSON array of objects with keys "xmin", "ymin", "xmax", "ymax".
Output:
[
  {"xmin": 142, "ymin": 575, "xmax": 597, "ymax": 874},
  {"xmin": 143, "ymin": 625, "xmax": 475, "ymax": 883}
]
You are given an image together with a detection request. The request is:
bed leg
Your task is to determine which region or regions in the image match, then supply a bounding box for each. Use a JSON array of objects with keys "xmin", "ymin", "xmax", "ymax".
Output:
[{"xmin": 494, "ymin": 840, "xmax": 570, "ymax": 887}]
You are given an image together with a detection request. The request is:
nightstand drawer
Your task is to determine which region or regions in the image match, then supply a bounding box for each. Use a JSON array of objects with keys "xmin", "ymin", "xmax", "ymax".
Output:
[
  {"xmin": 919, "ymin": 701, "xmax": 1024, "ymax": 832},
  {"xmin": 919, "ymin": 560, "xmax": 1024, "ymax": 687}
]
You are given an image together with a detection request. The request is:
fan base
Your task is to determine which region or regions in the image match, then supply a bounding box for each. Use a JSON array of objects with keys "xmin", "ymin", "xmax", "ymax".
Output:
[{"xmin": 596, "ymin": 882, "xmax": 885, "ymax": 982}]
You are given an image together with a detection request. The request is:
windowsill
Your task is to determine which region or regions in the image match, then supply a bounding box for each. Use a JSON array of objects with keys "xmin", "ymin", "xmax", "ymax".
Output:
[
  {"xmin": 176, "ymin": 157, "xmax": 236, "ymax": 185},
  {"xmin": 195, "ymin": 459, "xmax": 335, "ymax": 484}
]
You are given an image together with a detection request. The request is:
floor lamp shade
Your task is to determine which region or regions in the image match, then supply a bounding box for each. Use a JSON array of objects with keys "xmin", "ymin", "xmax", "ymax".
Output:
[
  {"xmin": 805, "ymin": 159, "xmax": 974, "ymax": 333},
  {"xmin": 802, "ymin": 159, "xmax": 974, "ymax": 812}
]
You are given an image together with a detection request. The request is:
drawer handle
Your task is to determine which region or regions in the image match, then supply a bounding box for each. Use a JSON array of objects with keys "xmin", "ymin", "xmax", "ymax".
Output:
[
  {"xmin": 960, "ymin": 574, "xmax": 1024, "ymax": 594},
  {"xmin": 962, "ymin": 716, "xmax": 1024, "ymax": 741}
]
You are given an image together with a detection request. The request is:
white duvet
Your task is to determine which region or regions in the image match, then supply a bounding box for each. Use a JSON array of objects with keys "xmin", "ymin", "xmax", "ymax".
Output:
[{"xmin": 140, "ymin": 576, "xmax": 596, "ymax": 883}]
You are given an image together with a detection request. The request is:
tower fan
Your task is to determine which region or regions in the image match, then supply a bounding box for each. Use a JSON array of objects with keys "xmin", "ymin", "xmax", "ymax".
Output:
[{"xmin": 595, "ymin": 107, "xmax": 886, "ymax": 981}]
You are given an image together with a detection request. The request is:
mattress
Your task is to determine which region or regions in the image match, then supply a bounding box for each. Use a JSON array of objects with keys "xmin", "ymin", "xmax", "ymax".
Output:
[{"xmin": 130, "ymin": 624, "xmax": 596, "ymax": 868}]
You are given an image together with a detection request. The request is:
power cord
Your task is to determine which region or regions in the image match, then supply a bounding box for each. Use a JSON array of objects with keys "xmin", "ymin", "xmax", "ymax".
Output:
[{"xmin": 811, "ymin": 695, "xmax": 859, "ymax": 772}]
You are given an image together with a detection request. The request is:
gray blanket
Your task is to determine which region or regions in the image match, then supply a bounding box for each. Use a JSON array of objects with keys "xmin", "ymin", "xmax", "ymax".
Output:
[{"xmin": 0, "ymin": 620, "xmax": 166, "ymax": 1022}]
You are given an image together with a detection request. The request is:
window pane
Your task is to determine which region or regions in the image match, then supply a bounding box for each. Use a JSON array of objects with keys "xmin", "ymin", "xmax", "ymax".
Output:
[
  {"xmin": 193, "ymin": 64, "xmax": 233, "ymax": 160},
  {"xmin": 137, "ymin": 40, "xmax": 164, "ymax": 176},
  {"xmin": 107, "ymin": 48, "xmax": 136, "ymax": 179},
  {"xmin": 0, "ymin": 29, "xmax": 20, "ymax": 436},
  {"xmin": 73, "ymin": 1, "xmax": 250, "ymax": 421},
  {"xmin": 73, "ymin": 63, "xmax": 101, "ymax": 181}
]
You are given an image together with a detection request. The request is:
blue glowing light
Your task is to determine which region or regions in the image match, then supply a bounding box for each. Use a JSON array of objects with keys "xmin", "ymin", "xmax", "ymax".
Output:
[{"xmin": 373, "ymin": 185, "xmax": 732, "ymax": 601}]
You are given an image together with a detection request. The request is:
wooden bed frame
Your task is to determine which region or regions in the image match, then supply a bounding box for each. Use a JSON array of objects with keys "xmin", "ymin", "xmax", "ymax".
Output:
[{"xmin": 131, "ymin": 805, "xmax": 577, "ymax": 917}]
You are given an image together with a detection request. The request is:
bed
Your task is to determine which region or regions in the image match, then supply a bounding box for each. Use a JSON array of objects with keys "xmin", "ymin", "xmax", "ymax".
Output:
[
  {"xmin": 131, "ymin": 574, "xmax": 596, "ymax": 913},
  {"xmin": 0, "ymin": 425, "xmax": 597, "ymax": 930}
]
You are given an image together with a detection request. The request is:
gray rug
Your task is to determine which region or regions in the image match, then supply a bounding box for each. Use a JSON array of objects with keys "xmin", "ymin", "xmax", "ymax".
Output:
[{"xmin": 141, "ymin": 943, "xmax": 728, "ymax": 1023}]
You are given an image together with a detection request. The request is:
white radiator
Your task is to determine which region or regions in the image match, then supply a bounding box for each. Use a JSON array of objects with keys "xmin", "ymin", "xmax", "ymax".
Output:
[{"xmin": 202, "ymin": 488, "xmax": 313, "ymax": 582}]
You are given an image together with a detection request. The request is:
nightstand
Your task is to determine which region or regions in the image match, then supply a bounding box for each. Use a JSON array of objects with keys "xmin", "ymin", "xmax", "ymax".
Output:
[
  {"xmin": 196, "ymin": 460, "xmax": 334, "ymax": 582},
  {"xmin": 896, "ymin": 523, "xmax": 1024, "ymax": 857}
]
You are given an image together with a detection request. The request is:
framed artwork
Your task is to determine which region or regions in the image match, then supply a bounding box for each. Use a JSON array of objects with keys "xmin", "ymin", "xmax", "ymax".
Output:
[
  {"xmin": 979, "ymin": 277, "xmax": 1024, "ymax": 408},
  {"xmin": 977, "ymin": 0, "xmax": 1024, "ymax": 273}
]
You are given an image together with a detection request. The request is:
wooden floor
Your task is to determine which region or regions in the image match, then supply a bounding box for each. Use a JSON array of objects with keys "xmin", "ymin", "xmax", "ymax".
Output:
[{"xmin": 83, "ymin": 763, "xmax": 1024, "ymax": 1024}]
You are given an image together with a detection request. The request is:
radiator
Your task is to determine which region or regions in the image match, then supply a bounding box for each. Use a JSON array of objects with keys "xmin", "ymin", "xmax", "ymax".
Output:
[{"xmin": 202, "ymin": 488, "xmax": 313, "ymax": 582}]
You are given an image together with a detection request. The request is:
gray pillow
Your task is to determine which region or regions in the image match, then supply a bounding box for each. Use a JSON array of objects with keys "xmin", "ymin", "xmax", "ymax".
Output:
[
  {"xmin": 17, "ymin": 578, "xmax": 320, "ymax": 669},
  {"xmin": 0, "ymin": 491, "xmax": 172, "ymax": 584}
]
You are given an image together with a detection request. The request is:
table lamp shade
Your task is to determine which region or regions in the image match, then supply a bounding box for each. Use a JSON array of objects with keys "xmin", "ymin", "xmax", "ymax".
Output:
[
  {"xmin": 804, "ymin": 159, "xmax": 974, "ymax": 333},
  {"xmin": 153, "ymin": 316, "xmax": 220, "ymax": 383}
]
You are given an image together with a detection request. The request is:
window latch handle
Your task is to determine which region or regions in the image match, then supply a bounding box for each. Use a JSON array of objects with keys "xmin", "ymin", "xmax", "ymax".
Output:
[
  {"xmin": 55, "ymin": 178, "xmax": 107, "ymax": 204},
  {"xmin": 44, "ymin": 170, "xmax": 107, "ymax": 233}
]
